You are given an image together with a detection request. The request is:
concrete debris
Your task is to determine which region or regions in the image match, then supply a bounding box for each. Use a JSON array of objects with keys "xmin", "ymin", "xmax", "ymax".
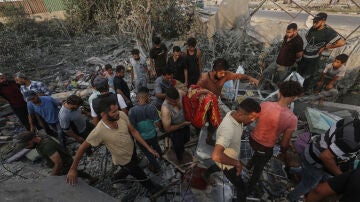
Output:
[{"xmin": 0, "ymin": 176, "xmax": 117, "ymax": 202}]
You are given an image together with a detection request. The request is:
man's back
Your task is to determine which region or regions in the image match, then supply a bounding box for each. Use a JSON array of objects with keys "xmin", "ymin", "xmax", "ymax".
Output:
[
  {"xmin": 128, "ymin": 104, "xmax": 159, "ymax": 140},
  {"xmin": 251, "ymin": 102, "xmax": 297, "ymax": 148}
]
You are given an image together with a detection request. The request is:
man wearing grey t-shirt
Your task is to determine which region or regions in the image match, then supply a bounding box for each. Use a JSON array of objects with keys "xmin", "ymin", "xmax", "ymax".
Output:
[{"xmin": 59, "ymin": 95, "xmax": 94, "ymax": 143}]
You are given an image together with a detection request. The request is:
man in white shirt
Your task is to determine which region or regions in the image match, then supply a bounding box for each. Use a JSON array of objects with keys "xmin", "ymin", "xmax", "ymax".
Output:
[{"xmin": 211, "ymin": 98, "xmax": 261, "ymax": 202}]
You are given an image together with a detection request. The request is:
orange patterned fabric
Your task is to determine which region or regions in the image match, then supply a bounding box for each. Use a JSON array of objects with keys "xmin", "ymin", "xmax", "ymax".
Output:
[{"xmin": 183, "ymin": 85, "xmax": 222, "ymax": 129}]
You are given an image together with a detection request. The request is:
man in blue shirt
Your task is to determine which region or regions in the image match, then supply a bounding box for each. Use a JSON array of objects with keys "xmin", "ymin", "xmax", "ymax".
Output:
[{"xmin": 25, "ymin": 90, "xmax": 64, "ymax": 147}]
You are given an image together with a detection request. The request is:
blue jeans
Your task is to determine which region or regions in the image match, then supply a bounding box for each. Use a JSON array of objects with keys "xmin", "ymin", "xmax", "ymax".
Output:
[
  {"xmin": 287, "ymin": 154, "xmax": 328, "ymax": 201},
  {"xmin": 137, "ymin": 136, "xmax": 162, "ymax": 170}
]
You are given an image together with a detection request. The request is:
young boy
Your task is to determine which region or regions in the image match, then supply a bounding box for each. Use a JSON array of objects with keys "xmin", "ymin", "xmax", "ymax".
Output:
[
  {"xmin": 128, "ymin": 87, "xmax": 162, "ymax": 173},
  {"xmin": 314, "ymin": 53, "xmax": 348, "ymax": 104}
]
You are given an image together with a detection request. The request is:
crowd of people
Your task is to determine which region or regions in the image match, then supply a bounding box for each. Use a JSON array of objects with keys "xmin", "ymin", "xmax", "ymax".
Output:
[{"xmin": 0, "ymin": 12, "xmax": 359, "ymax": 202}]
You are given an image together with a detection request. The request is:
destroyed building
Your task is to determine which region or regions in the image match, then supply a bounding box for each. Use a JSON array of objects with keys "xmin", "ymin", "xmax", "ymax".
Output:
[{"xmin": 1, "ymin": 0, "xmax": 360, "ymax": 201}]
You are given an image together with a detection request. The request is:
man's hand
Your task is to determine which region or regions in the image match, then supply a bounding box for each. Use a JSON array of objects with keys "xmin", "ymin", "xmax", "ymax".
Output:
[
  {"xmin": 326, "ymin": 83, "xmax": 334, "ymax": 90},
  {"xmin": 66, "ymin": 169, "xmax": 78, "ymax": 185},
  {"xmin": 235, "ymin": 161, "xmax": 242, "ymax": 176},
  {"xmin": 152, "ymin": 70, "xmax": 157, "ymax": 78},
  {"xmin": 318, "ymin": 47, "xmax": 326, "ymax": 54},
  {"xmin": 148, "ymin": 148, "xmax": 160, "ymax": 158},
  {"xmin": 248, "ymin": 77, "xmax": 259, "ymax": 86},
  {"xmin": 181, "ymin": 121, "xmax": 191, "ymax": 128}
]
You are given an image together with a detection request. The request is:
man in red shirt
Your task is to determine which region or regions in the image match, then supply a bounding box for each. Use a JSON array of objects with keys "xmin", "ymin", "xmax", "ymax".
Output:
[
  {"xmin": 0, "ymin": 73, "xmax": 29, "ymax": 129},
  {"xmin": 247, "ymin": 80, "xmax": 303, "ymax": 195}
]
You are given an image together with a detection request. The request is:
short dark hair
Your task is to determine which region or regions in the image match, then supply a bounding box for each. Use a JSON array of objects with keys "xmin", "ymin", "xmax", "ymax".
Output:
[
  {"xmin": 173, "ymin": 46, "xmax": 181, "ymax": 52},
  {"xmin": 97, "ymin": 94, "xmax": 118, "ymax": 114},
  {"xmin": 237, "ymin": 98, "xmax": 261, "ymax": 113},
  {"xmin": 138, "ymin": 87, "xmax": 149, "ymax": 95},
  {"xmin": 187, "ymin": 37, "xmax": 197, "ymax": 47},
  {"xmin": 335, "ymin": 54, "xmax": 349, "ymax": 64},
  {"xmin": 313, "ymin": 12, "xmax": 327, "ymax": 22},
  {"xmin": 278, "ymin": 80, "xmax": 303, "ymax": 97},
  {"xmin": 66, "ymin": 94, "xmax": 83, "ymax": 106},
  {"xmin": 162, "ymin": 68, "xmax": 173, "ymax": 75},
  {"xmin": 166, "ymin": 87, "xmax": 179, "ymax": 100},
  {"xmin": 287, "ymin": 23, "xmax": 297, "ymax": 30},
  {"xmin": 153, "ymin": 36, "xmax": 161, "ymax": 45},
  {"xmin": 16, "ymin": 131, "xmax": 35, "ymax": 144},
  {"xmin": 115, "ymin": 65, "xmax": 125, "ymax": 72},
  {"xmin": 104, "ymin": 64, "xmax": 112, "ymax": 71},
  {"xmin": 213, "ymin": 58, "xmax": 229, "ymax": 71},
  {"xmin": 131, "ymin": 49, "xmax": 140, "ymax": 55}
]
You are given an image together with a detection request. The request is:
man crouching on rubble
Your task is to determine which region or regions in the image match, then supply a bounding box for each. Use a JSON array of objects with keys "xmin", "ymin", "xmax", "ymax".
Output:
[
  {"xmin": 17, "ymin": 131, "xmax": 92, "ymax": 179},
  {"xmin": 212, "ymin": 98, "xmax": 261, "ymax": 202},
  {"xmin": 66, "ymin": 94, "xmax": 162, "ymax": 194}
]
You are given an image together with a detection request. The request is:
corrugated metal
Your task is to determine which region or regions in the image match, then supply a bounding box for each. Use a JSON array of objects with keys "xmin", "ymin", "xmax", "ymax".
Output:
[
  {"xmin": 0, "ymin": 0, "xmax": 47, "ymax": 15},
  {"xmin": 43, "ymin": 0, "xmax": 64, "ymax": 12}
]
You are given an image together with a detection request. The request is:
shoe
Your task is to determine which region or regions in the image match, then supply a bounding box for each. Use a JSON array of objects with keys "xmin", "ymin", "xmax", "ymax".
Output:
[{"xmin": 206, "ymin": 138, "xmax": 215, "ymax": 146}]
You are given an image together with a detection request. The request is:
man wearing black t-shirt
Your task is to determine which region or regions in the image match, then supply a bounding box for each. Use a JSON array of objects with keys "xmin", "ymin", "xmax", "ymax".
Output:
[
  {"xmin": 167, "ymin": 46, "xmax": 188, "ymax": 85},
  {"xmin": 113, "ymin": 65, "xmax": 133, "ymax": 108},
  {"xmin": 149, "ymin": 36, "xmax": 168, "ymax": 77},
  {"xmin": 264, "ymin": 23, "xmax": 303, "ymax": 82},
  {"xmin": 298, "ymin": 12, "xmax": 346, "ymax": 92}
]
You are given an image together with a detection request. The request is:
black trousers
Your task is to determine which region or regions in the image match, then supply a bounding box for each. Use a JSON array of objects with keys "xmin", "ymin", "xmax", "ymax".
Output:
[
  {"xmin": 223, "ymin": 167, "xmax": 247, "ymax": 202},
  {"xmin": 114, "ymin": 151, "xmax": 158, "ymax": 193},
  {"xmin": 170, "ymin": 126, "xmax": 190, "ymax": 161},
  {"xmin": 247, "ymin": 136, "xmax": 273, "ymax": 193},
  {"xmin": 11, "ymin": 105, "xmax": 30, "ymax": 130}
]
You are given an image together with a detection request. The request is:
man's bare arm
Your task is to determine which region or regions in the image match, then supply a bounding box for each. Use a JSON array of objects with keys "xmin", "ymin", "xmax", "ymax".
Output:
[{"xmin": 66, "ymin": 141, "xmax": 91, "ymax": 185}]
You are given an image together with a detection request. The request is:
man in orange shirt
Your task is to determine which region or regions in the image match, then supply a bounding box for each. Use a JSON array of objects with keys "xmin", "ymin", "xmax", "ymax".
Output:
[{"xmin": 247, "ymin": 80, "xmax": 303, "ymax": 194}]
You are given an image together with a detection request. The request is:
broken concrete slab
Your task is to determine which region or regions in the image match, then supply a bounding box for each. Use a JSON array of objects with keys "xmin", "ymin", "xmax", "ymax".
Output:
[{"xmin": 0, "ymin": 176, "xmax": 116, "ymax": 202}]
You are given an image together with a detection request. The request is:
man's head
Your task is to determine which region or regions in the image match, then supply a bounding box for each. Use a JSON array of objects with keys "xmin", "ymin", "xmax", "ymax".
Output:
[
  {"xmin": 162, "ymin": 68, "xmax": 173, "ymax": 84},
  {"xmin": 92, "ymin": 76, "xmax": 109, "ymax": 92},
  {"xmin": 65, "ymin": 94, "xmax": 83, "ymax": 110},
  {"xmin": 233, "ymin": 98, "xmax": 261, "ymax": 125},
  {"xmin": 131, "ymin": 49, "xmax": 140, "ymax": 61},
  {"xmin": 285, "ymin": 23, "xmax": 298, "ymax": 39},
  {"xmin": 98, "ymin": 94, "xmax": 120, "ymax": 122},
  {"xmin": 14, "ymin": 72, "xmax": 28, "ymax": 85},
  {"xmin": 115, "ymin": 65, "xmax": 126, "ymax": 78},
  {"xmin": 278, "ymin": 80, "xmax": 303, "ymax": 98},
  {"xmin": 312, "ymin": 12, "xmax": 327, "ymax": 30},
  {"xmin": 212, "ymin": 58, "xmax": 229, "ymax": 80},
  {"xmin": 153, "ymin": 36, "xmax": 161, "ymax": 46},
  {"xmin": 187, "ymin": 37, "xmax": 197, "ymax": 51},
  {"xmin": 333, "ymin": 54, "xmax": 349, "ymax": 69},
  {"xmin": 0, "ymin": 73, "xmax": 6, "ymax": 84},
  {"xmin": 16, "ymin": 131, "xmax": 36, "ymax": 149},
  {"xmin": 104, "ymin": 64, "xmax": 113, "ymax": 75},
  {"xmin": 137, "ymin": 87, "xmax": 150, "ymax": 104},
  {"xmin": 165, "ymin": 87, "xmax": 179, "ymax": 106},
  {"xmin": 24, "ymin": 90, "xmax": 40, "ymax": 103},
  {"xmin": 173, "ymin": 46, "xmax": 181, "ymax": 60}
]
